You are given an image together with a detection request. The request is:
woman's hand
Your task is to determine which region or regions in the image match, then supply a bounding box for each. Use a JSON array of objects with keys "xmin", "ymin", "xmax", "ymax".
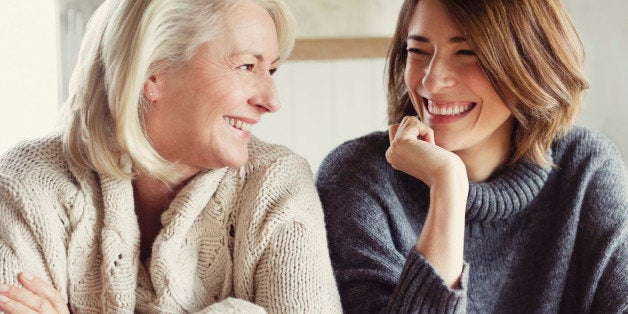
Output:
[
  {"xmin": 386, "ymin": 116, "xmax": 467, "ymax": 188},
  {"xmin": 0, "ymin": 272, "xmax": 69, "ymax": 314},
  {"xmin": 386, "ymin": 116, "xmax": 468, "ymax": 288}
]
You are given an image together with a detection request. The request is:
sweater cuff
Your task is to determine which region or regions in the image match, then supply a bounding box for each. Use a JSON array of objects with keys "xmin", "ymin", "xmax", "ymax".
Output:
[{"xmin": 387, "ymin": 249, "xmax": 469, "ymax": 313}]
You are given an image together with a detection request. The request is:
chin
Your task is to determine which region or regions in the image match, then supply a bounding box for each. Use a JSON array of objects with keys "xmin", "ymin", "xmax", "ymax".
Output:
[
  {"xmin": 434, "ymin": 134, "xmax": 463, "ymax": 152},
  {"xmin": 222, "ymin": 150, "xmax": 250, "ymax": 168}
]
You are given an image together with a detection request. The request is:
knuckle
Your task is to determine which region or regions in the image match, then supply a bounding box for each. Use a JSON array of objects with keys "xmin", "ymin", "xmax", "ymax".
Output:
[
  {"xmin": 38, "ymin": 299, "xmax": 53, "ymax": 312},
  {"xmin": 5, "ymin": 285, "xmax": 25, "ymax": 300},
  {"xmin": 385, "ymin": 151, "xmax": 400, "ymax": 170},
  {"xmin": 389, "ymin": 139, "xmax": 401, "ymax": 150}
]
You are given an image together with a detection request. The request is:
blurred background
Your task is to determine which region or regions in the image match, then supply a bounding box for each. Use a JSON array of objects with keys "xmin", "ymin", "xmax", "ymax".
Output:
[{"xmin": 1, "ymin": 0, "xmax": 626, "ymax": 173}]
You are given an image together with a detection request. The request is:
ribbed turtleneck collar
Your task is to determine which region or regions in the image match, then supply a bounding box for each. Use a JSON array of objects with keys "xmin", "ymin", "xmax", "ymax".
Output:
[{"xmin": 465, "ymin": 157, "xmax": 552, "ymax": 222}]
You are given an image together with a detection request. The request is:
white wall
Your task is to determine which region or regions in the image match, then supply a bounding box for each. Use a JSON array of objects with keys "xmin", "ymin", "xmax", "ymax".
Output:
[
  {"xmin": 0, "ymin": 1, "xmax": 58, "ymax": 153},
  {"xmin": 255, "ymin": 59, "xmax": 389, "ymax": 172},
  {"xmin": 565, "ymin": 0, "xmax": 628, "ymax": 159},
  {"xmin": 1, "ymin": 1, "xmax": 626, "ymax": 173},
  {"xmin": 286, "ymin": 0, "xmax": 403, "ymax": 38}
]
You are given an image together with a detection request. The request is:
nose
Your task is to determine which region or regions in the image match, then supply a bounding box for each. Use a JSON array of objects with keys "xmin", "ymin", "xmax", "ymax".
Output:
[
  {"xmin": 422, "ymin": 55, "xmax": 456, "ymax": 93},
  {"xmin": 249, "ymin": 74, "xmax": 281, "ymax": 113}
]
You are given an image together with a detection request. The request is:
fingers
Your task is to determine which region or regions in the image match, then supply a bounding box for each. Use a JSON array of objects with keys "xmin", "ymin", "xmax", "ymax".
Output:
[
  {"xmin": 0, "ymin": 284, "xmax": 54, "ymax": 314},
  {"xmin": 18, "ymin": 273, "xmax": 68, "ymax": 314},
  {"xmin": 394, "ymin": 116, "xmax": 435, "ymax": 145},
  {"xmin": 388, "ymin": 124, "xmax": 400, "ymax": 143}
]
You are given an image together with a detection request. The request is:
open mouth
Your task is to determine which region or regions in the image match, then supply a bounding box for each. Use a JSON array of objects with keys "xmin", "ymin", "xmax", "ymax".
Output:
[
  {"xmin": 423, "ymin": 97, "xmax": 476, "ymax": 116},
  {"xmin": 224, "ymin": 116, "xmax": 252, "ymax": 132}
]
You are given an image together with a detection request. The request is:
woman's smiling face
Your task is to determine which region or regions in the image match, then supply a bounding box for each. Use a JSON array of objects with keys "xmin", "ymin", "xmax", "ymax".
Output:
[
  {"xmin": 143, "ymin": 1, "xmax": 281, "ymax": 173},
  {"xmin": 404, "ymin": 0, "xmax": 513, "ymax": 156}
]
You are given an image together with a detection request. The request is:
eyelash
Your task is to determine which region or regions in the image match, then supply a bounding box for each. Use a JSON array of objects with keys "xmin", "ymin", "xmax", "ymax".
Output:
[
  {"xmin": 457, "ymin": 50, "xmax": 475, "ymax": 56},
  {"xmin": 238, "ymin": 64, "xmax": 278, "ymax": 76},
  {"xmin": 406, "ymin": 48, "xmax": 476, "ymax": 56},
  {"xmin": 238, "ymin": 64, "xmax": 254, "ymax": 71},
  {"xmin": 407, "ymin": 48, "xmax": 428, "ymax": 55}
]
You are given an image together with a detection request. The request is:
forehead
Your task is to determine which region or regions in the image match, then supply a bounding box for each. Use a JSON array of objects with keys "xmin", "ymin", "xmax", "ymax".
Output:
[
  {"xmin": 408, "ymin": 0, "xmax": 460, "ymax": 37},
  {"xmin": 213, "ymin": 2, "xmax": 279, "ymax": 62},
  {"xmin": 222, "ymin": 2, "xmax": 276, "ymax": 41}
]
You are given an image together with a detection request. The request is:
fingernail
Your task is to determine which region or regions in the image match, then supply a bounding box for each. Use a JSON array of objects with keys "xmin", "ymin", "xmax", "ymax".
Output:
[
  {"xmin": 0, "ymin": 295, "xmax": 8, "ymax": 303},
  {"xmin": 21, "ymin": 272, "xmax": 34, "ymax": 281},
  {"xmin": 0, "ymin": 284, "xmax": 8, "ymax": 292}
]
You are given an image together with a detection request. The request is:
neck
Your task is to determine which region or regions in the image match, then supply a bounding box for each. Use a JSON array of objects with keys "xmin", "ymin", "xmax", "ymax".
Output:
[
  {"xmin": 455, "ymin": 119, "xmax": 514, "ymax": 182},
  {"xmin": 132, "ymin": 172, "xmax": 196, "ymax": 263},
  {"xmin": 133, "ymin": 175, "xmax": 176, "ymax": 216}
]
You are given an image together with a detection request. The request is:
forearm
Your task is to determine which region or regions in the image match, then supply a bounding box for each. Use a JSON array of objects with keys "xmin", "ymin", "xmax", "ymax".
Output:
[{"xmin": 416, "ymin": 171, "xmax": 467, "ymax": 288}]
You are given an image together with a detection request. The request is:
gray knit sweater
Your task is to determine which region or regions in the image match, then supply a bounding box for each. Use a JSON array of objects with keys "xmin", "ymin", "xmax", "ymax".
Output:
[{"xmin": 316, "ymin": 126, "xmax": 628, "ymax": 313}]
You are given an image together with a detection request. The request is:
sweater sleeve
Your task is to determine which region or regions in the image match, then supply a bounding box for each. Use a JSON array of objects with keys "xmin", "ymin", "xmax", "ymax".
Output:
[
  {"xmin": 316, "ymin": 136, "xmax": 468, "ymax": 313},
  {"xmin": 580, "ymin": 150, "xmax": 628, "ymax": 313},
  {"xmin": 195, "ymin": 297, "xmax": 266, "ymax": 313},
  {"xmin": 237, "ymin": 153, "xmax": 342, "ymax": 313},
  {"xmin": 0, "ymin": 175, "xmax": 58, "ymax": 289}
]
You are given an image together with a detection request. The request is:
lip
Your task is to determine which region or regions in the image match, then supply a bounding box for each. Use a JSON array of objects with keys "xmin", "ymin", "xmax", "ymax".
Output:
[
  {"xmin": 422, "ymin": 97, "xmax": 476, "ymax": 124},
  {"xmin": 224, "ymin": 115, "xmax": 258, "ymax": 140},
  {"xmin": 224, "ymin": 115, "xmax": 258, "ymax": 125}
]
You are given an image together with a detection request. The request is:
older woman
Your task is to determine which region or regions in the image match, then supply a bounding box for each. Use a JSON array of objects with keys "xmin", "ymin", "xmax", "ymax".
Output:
[
  {"xmin": 0, "ymin": 0, "xmax": 340, "ymax": 313},
  {"xmin": 317, "ymin": 0, "xmax": 627, "ymax": 312}
]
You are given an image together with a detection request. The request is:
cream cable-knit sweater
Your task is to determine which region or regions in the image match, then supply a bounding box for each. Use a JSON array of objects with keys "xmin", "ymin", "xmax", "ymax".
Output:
[{"xmin": 0, "ymin": 135, "xmax": 341, "ymax": 313}]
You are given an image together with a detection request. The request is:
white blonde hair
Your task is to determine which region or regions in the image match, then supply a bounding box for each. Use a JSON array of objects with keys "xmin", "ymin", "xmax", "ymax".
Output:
[{"xmin": 60, "ymin": 0, "xmax": 295, "ymax": 183}]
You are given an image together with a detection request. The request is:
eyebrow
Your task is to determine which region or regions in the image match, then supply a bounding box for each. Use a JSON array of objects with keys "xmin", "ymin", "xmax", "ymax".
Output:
[
  {"xmin": 259, "ymin": 55, "xmax": 281, "ymax": 64},
  {"xmin": 406, "ymin": 35, "xmax": 468, "ymax": 43},
  {"xmin": 236, "ymin": 52, "xmax": 281, "ymax": 64}
]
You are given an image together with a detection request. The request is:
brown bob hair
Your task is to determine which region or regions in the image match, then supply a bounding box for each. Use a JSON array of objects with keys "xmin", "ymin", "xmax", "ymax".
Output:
[{"xmin": 386, "ymin": 0, "xmax": 589, "ymax": 166}]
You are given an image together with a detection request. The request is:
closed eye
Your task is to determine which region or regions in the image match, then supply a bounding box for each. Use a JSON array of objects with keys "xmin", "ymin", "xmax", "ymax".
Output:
[
  {"xmin": 407, "ymin": 48, "xmax": 429, "ymax": 55},
  {"xmin": 456, "ymin": 50, "xmax": 475, "ymax": 56}
]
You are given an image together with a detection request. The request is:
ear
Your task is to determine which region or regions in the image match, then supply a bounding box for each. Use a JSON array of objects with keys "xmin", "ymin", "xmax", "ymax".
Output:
[{"xmin": 143, "ymin": 74, "xmax": 160, "ymax": 103}]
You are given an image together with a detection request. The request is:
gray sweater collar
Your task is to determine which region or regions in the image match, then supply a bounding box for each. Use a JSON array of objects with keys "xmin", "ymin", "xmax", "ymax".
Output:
[{"xmin": 466, "ymin": 157, "xmax": 552, "ymax": 222}]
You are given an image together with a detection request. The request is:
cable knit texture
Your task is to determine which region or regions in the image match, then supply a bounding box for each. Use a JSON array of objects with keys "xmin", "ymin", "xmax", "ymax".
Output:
[
  {"xmin": 316, "ymin": 126, "xmax": 628, "ymax": 313},
  {"xmin": 0, "ymin": 135, "xmax": 341, "ymax": 313}
]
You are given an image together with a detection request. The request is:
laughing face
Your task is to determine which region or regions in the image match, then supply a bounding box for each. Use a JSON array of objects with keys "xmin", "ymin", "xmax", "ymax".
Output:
[
  {"xmin": 143, "ymin": 1, "xmax": 281, "ymax": 173},
  {"xmin": 404, "ymin": 0, "xmax": 513, "ymax": 157}
]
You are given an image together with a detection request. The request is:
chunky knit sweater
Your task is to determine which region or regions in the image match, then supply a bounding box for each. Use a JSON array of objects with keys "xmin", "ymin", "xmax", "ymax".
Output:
[
  {"xmin": 316, "ymin": 126, "xmax": 628, "ymax": 313},
  {"xmin": 0, "ymin": 135, "xmax": 341, "ymax": 313}
]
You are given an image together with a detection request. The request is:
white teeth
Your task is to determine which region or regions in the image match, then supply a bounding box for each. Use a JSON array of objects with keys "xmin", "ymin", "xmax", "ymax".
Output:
[
  {"xmin": 426, "ymin": 100, "xmax": 473, "ymax": 116},
  {"xmin": 225, "ymin": 117, "xmax": 252, "ymax": 132}
]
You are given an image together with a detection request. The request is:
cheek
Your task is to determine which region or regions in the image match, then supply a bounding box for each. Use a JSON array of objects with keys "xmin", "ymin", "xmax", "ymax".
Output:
[
  {"xmin": 404, "ymin": 62, "xmax": 423, "ymax": 88},
  {"xmin": 463, "ymin": 64, "xmax": 503, "ymax": 106}
]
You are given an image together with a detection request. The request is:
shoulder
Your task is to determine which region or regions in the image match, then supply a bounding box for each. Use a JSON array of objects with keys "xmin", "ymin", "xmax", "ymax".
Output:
[
  {"xmin": 315, "ymin": 131, "xmax": 402, "ymax": 221},
  {"xmin": 0, "ymin": 135, "xmax": 79, "ymax": 213},
  {"xmin": 0, "ymin": 135, "xmax": 75, "ymax": 187},
  {"xmin": 551, "ymin": 127, "xmax": 627, "ymax": 238},
  {"xmin": 245, "ymin": 136, "xmax": 312, "ymax": 176},
  {"xmin": 236, "ymin": 137, "xmax": 319, "ymax": 220},
  {"xmin": 550, "ymin": 126, "xmax": 626, "ymax": 200},
  {"xmin": 316, "ymin": 131, "xmax": 390, "ymax": 183},
  {"xmin": 319, "ymin": 131, "xmax": 389, "ymax": 171},
  {"xmin": 552, "ymin": 126, "xmax": 622, "ymax": 168},
  {"xmin": 0, "ymin": 135, "xmax": 67, "ymax": 178}
]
